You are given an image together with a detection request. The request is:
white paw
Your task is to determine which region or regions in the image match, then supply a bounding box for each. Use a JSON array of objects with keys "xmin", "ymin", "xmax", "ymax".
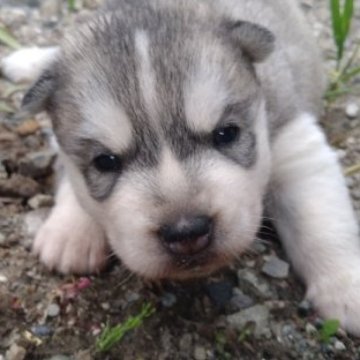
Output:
[
  {"xmin": 307, "ymin": 271, "xmax": 360, "ymax": 335},
  {"xmin": 1, "ymin": 46, "xmax": 59, "ymax": 83},
  {"xmin": 33, "ymin": 204, "xmax": 109, "ymax": 274}
]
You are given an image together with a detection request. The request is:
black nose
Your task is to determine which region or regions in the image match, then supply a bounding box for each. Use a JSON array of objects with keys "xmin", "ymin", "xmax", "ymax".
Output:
[{"xmin": 159, "ymin": 215, "xmax": 213, "ymax": 256}]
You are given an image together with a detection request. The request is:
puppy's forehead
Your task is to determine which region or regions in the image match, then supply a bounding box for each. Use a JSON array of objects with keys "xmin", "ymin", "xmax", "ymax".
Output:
[{"xmin": 57, "ymin": 10, "xmax": 257, "ymax": 158}]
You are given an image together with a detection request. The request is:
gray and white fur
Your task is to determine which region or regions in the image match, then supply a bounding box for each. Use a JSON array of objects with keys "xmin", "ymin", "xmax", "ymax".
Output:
[{"xmin": 3, "ymin": 0, "xmax": 360, "ymax": 335}]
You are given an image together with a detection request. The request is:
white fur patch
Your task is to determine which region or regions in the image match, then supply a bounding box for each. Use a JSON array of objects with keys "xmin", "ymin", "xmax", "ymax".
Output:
[
  {"xmin": 184, "ymin": 43, "xmax": 238, "ymax": 133},
  {"xmin": 80, "ymin": 97, "xmax": 133, "ymax": 152},
  {"xmin": 271, "ymin": 113, "xmax": 360, "ymax": 334},
  {"xmin": 33, "ymin": 174, "xmax": 108, "ymax": 274},
  {"xmin": 157, "ymin": 147, "xmax": 188, "ymax": 200},
  {"xmin": 134, "ymin": 30, "xmax": 158, "ymax": 121},
  {"xmin": 1, "ymin": 46, "xmax": 59, "ymax": 83}
]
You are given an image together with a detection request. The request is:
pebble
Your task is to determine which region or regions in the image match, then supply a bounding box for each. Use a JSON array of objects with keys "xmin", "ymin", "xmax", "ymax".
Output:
[
  {"xmin": 0, "ymin": 274, "xmax": 8, "ymax": 283},
  {"xmin": 346, "ymin": 103, "xmax": 359, "ymax": 119},
  {"xmin": 262, "ymin": 256, "xmax": 290, "ymax": 279},
  {"xmin": 47, "ymin": 303, "xmax": 60, "ymax": 317},
  {"xmin": 334, "ymin": 340, "xmax": 346, "ymax": 351},
  {"xmin": 47, "ymin": 356, "xmax": 71, "ymax": 360},
  {"xmin": 193, "ymin": 345, "xmax": 207, "ymax": 360},
  {"xmin": 161, "ymin": 292, "xmax": 177, "ymax": 308},
  {"xmin": 40, "ymin": 0, "xmax": 62, "ymax": 18},
  {"xmin": 31, "ymin": 325, "xmax": 53, "ymax": 337},
  {"xmin": 0, "ymin": 174, "xmax": 40, "ymax": 198},
  {"xmin": 298, "ymin": 299, "xmax": 313, "ymax": 317},
  {"xmin": 238, "ymin": 269, "xmax": 273, "ymax": 298},
  {"xmin": 125, "ymin": 291, "xmax": 140, "ymax": 303},
  {"xmin": 15, "ymin": 119, "xmax": 40, "ymax": 136},
  {"xmin": 5, "ymin": 344, "xmax": 26, "ymax": 360},
  {"xmin": 179, "ymin": 333, "xmax": 193, "ymax": 353},
  {"xmin": 250, "ymin": 241, "xmax": 267, "ymax": 254},
  {"xmin": 18, "ymin": 150, "xmax": 56, "ymax": 178},
  {"xmin": 226, "ymin": 304, "xmax": 270, "ymax": 338},
  {"xmin": 229, "ymin": 288, "xmax": 254, "ymax": 311},
  {"xmin": 305, "ymin": 323, "xmax": 317, "ymax": 335},
  {"xmin": 0, "ymin": 232, "xmax": 6, "ymax": 245},
  {"xmin": 28, "ymin": 194, "xmax": 54, "ymax": 209},
  {"xmin": 205, "ymin": 280, "xmax": 233, "ymax": 309}
]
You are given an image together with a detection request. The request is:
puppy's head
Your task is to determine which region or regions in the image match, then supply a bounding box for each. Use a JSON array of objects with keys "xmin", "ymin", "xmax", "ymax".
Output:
[{"xmin": 23, "ymin": 3, "xmax": 274, "ymax": 279}]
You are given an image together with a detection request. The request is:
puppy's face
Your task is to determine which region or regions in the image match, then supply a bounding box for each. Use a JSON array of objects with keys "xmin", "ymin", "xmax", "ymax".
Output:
[{"xmin": 24, "ymin": 7, "xmax": 274, "ymax": 279}]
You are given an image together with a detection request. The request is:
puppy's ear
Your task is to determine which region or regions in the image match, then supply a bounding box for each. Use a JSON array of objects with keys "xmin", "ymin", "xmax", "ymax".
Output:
[
  {"xmin": 223, "ymin": 20, "xmax": 275, "ymax": 62},
  {"xmin": 19, "ymin": 68, "xmax": 57, "ymax": 118}
]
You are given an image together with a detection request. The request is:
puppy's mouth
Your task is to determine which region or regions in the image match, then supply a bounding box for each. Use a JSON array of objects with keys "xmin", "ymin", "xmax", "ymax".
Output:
[{"xmin": 161, "ymin": 247, "xmax": 231, "ymax": 280}]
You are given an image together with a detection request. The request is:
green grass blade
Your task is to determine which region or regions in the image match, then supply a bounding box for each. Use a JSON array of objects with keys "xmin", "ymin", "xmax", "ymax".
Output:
[
  {"xmin": 341, "ymin": 65, "xmax": 360, "ymax": 83},
  {"xmin": 68, "ymin": 0, "xmax": 76, "ymax": 11},
  {"xmin": 320, "ymin": 319, "xmax": 340, "ymax": 343},
  {"xmin": 96, "ymin": 303, "xmax": 155, "ymax": 353},
  {"xmin": 330, "ymin": 0, "xmax": 344, "ymax": 61},
  {"xmin": 343, "ymin": 0, "xmax": 354, "ymax": 39},
  {"xmin": 0, "ymin": 26, "xmax": 21, "ymax": 50}
]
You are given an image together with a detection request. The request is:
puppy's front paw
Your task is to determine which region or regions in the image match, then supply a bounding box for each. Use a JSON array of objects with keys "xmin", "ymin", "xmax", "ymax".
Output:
[
  {"xmin": 33, "ymin": 205, "xmax": 109, "ymax": 274},
  {"xmin": 307, "ymin": 271, "xmax": 360, "ymax": 335}
]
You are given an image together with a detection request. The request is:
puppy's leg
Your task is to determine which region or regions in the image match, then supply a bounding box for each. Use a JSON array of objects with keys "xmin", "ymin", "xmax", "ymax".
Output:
[
  {"xmin": 33, "ymin": 174, "xmax": 109, "ymax": 274},
  {"xmin": 1, "ymin": 47, "xmax": 59, "ymax": 83},
  {"xmin": 271, "ymin": 113, "xmax": 360, "ymax": 335}
]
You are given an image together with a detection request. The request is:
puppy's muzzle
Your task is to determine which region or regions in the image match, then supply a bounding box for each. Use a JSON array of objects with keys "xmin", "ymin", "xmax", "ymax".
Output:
[{"xmin": 159, "ymin": 215, "xmax": 213, "ymax": 256}]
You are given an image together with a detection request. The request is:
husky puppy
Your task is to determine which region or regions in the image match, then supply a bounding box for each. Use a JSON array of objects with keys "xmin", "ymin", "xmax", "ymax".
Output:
[{"xmin": 3, "ymin": 0, "xmax": 360, "ymax": 335}]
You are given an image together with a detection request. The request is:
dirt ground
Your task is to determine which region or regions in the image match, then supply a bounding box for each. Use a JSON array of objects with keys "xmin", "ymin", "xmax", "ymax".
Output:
[{"xmin": 0, "ymin": 1, "xmax": 360, "ymax": 359}]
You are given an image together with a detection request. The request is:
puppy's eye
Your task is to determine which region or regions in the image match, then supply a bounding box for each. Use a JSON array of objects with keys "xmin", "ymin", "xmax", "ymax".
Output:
[
  {"xmin": 93, "ymin": 154, "xmax": 122, "ymax": 173},
  {"xmin": 213, "ymin": 125, "xmax": 240, "ymax": 147}
]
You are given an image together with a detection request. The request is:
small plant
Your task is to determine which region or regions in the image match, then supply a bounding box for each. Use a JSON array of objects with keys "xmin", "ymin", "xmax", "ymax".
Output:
[
  {"xmin": 67, "ymin": 0, "xmax": 76, "ymax": 12},
  {"xmin": 0, "ymin": 26, "xmax": 21, "ymax": 50},
  {"xmin": 96, "ymin": 302, "xmax": 155, "ymax": 353},
  {"xmin": 319, "ymin": 319, "xmax": 340, "ymax": 343},
  {"xmin": 326, "ymin": 0, "xmax": 360, "ymax": 100}
]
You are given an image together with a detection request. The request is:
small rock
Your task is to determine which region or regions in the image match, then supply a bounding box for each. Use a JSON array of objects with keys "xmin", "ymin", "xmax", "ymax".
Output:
[
  {"xmin": 0, "ymin": 274, "xmax": 8, "ymax": 283},
  {"xmin": 48, "ymin": 356, "xmax": 71, "ymax": 360},
  {"xmin": 125, "ymin": 291, "xmax": 140, "ymax": 303},
  {"xmin": 0, "ymin": 232, "xmax": 6, "ymax": 245},
  {"xmin": 298, "ymin": 299, "xmax": 313, "ymax": 317},
  {"xmin": 101, "ymin": 302, "xmax": 110, "ymax": 310},
  {"xmin": 334, "ymin": 340, "xmax": 346, "ymax": 351},
  {"xmin": 161, "ymin": 292, "xmax": 177, "ymax": 308},
  {"xmin": 31, "ymin": 325, "xmax": 54, "ymax": 337},
  {"xmin": 5, "ymin": 343, "xmax": 26, "ymax": 360},
  {"xmin": 179, "ymin": 333, "xmax": 192, "ymax": 353},
  {"xmin": 238, "ymin": 269, "xmax": 273, "ymax": 298},
  {"xmin": 305, "ymin": 323, "xmax": 317, "ymax": 335},
  {"xmin": 28, "ymin": 194, "xmax": 54, "ymax": 209},
  {"xmin": 47, "ymin": 303, "xmax": 60, "ymax": 318},
  {"xmin": 15, "ymin": 119, "xmax": 40, "ymax": 136},
  {"xmin": 18, "ymin": 150, "xmax": 56, "ymax": 178},
  {"xmin": 227, "ymin": 304, "xmax": 270, "ymax": 338},
  {"xmin": 193, "ymin": 345, "xmax": 207, "ymax": 360},
  {"xmin": 262, "ymin": 256, "xmax": 290, "ymax": 279},
  {"xmin": 229, "ymin": 288, "xmax": 254, "ymax": 311},
  {"xmin": 40, "ymin": 0, "xmax": 62, "ymax": 18},
  {"xmin": 346, "ymin": 103, "xmax": 359, "ymax": 119},
  {"xmin": 0, "ymin": 174, "xmax": 39, "ymax": 198},
  {"xmin": 74, "ymin": 349, "xmax": 92, "ymax": 360},
  {"xmin": 205, "ymin": 281, "xmax": 233, "ymax": 309},
  {"xmin": 250, "ymin": 241, "xmax": 267, "ymax": 254},
  {"xmin": 0, "ymin": 162, "xmax": 7, "ymax": 179}
]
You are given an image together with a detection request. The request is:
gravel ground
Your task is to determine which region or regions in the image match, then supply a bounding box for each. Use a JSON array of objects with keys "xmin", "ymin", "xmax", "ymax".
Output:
[{"xmin": 0, "ymin": 1, "xmax": 360, "ymax": 359}]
